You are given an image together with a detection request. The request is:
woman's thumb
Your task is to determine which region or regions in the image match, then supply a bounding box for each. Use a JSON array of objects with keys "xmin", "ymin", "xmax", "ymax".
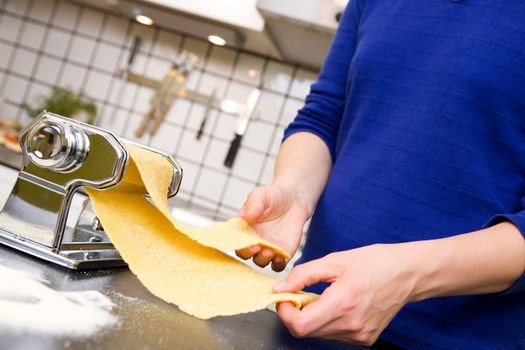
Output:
[{"xmin": 238, "ymin": 188, "xmax": 271, "ymax": 223}]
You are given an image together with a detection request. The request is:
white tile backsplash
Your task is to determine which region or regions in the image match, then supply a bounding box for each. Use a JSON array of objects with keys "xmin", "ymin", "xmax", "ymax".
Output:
[
  {"xmin": 165, "ymin": 98, "xmax": 192, "ymax": 125},
  {"xmin": 290, "ymin": 68, "xmax": 317, "ymax": 99},
  {"xmin": 184, "ymin": 103, "xmax": 206, "ymax": 130},
  {"xmin": 92, "ymin": 41, "xmax": 121, "ymax": 73},
  {"xmin": 77, "ymin": 8, "xmax": 104, "ymax": 37},
  {"xmin": 197, "ymin": 73, "xmax": 229, "ymax": 97},
  {"xmin": 54, "ymin": 1, "xmax": 79, "ymax": 30},
  {"xmin": 68, "ymin": 35, "xmax": 97, "ymax": 65},
  {"xmin": 0, "ymin": 42, "xmax": 13, "ymax": 69},
  {"xmin": 226, "ymin": 80, "xmax": 254, "ymax": 103},
  {"xmin": 243, "ymin": 120, "xmax": 274, "ymax": 152},
  {"xmin": 211, "ymin": 112, "xmax": 236, "ymax": 140},
  {"xmin": 20, "ymin": 22, "xmax": 46, "ymax": 48},
  {"xmin": 122, "ymin": 113, "xmax": 152, "ymax": 144},
  {"xmin": 27, "ymin": 82, "xmax": 52, "ymax": 105},
  {"xmin": 206, "ymin": 45, "xmax": 236, "ymax": 77},
  {"xmin": 132, "ymin": 86, "xmax": 155, "ymax": 114},
  {"xmin": 35, "ymin": 56, "xmax": 61, "ymax": 83},
  {"xmin": 153, "ymin": 30, "xmax": 183, "ymax": 59},
  {"xmin": 260, "ymin": 158, "xmax": 276, "ymax": 185},
  {"xmin": 194, "ymin": 168, "xmax": 228, "ymax": 201},
  {"xmin": 101, "ymin": 15, "xmax": 128, "ymax": 45},
  {"xmin": 144, "ymin": 56, "xmax": 172, "ymax": 81},
  {"xmin": 5, "ymin": 0, "xmax": 29, "ymax": 15},
  {"xmin": 0, "ymin": 14, "xmax": 22, "ymax": 43},
  {"xmin": 280, "ymin": 98, "xmax": 304, "ymax": 128},
  {"xmin": 177, "ymin": 132, "xmax": 209, "ymax": 161},
  {"xmin": 263, "ymin": 61, "xmax": 294, "ymax": 94},
  {"xmin": 0, "ymin": 0, "xmax": 317, "ymax": 217},
  {"xmin": 255, "ymin": 90, "xmax": 285, "ymax": 124},
  {"xmin": 203, "ymin": 138, "xmax": 230, "ymax": 170},
  {"xmin": 3, "ymin": 75, "xmax": 28, "ymax": 103},
  {"xmin": 222, "ymin": 177, "xmax": 253, "ymax": 210},
  {"xmin": 43, "ymin": 29, "xmax": 70, "ymax": 57},
  {"xmin": 28, "ymin": 0, "xmax": 55, "ymax": 23},
  {"xmin": 149, "ymin": 122, "xmax": 182, "ymax": 154},
  {"xmin": 84, "ymin": 70, "xmax": 111, "ymax": 100},
  {"xmin": 177, "ymin": 160, "xmax": 199, "ymax": 194},
  {"xmin": 109, "ymin": 81, "xmax": 138, "ymax": 109},
  {"xmin": 231, "ymin": 148, "xmax": 265, "ymax": 183},
  {"xmin": 11, "ymin": 48, "xmax": 37, "ymax": 76},
  {"xmin": 58, "ymin": 63, "xmax": 86, "ymax": 91},
  {"xmin": 233, "ymin": 53, "xmax": 264, "ymax": 86}
]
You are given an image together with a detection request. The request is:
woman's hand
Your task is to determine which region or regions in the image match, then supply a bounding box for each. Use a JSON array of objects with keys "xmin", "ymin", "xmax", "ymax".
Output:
[
  {"xmin": 273, "ymin": 223, "xmax": 525, "ymax": 346},
  {"xmin": 236, "ymin": 185, "xmax": 310, "ymax": 271},
  {"xmin": 273, "ymin": 244, "xmax": 419, "ymax": 346}
]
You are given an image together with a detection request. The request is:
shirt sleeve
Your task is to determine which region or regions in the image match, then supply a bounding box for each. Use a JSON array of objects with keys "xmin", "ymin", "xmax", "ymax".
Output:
[
  {"xmin": 483, "ymin": 213, "xmax": 525, "ymax": 294},
  {"xmin": 282, "ymin": 0, "xmax": 364, "ymax": 161}
]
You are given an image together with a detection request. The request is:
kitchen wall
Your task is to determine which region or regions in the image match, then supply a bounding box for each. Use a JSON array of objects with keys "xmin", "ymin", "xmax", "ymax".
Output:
[{"xmin": 0, "ymin": 0, "xmax": 318, "ymax": 218}]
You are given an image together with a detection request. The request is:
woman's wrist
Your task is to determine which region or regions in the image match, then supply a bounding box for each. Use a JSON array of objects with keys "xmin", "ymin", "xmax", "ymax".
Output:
[
  {"xmin": 397, "ymin": 240, "xmax": 449, "ymax": 303},
  {"xmin": 271, "ymin": 180, "xmax": 317, "ymax": 217},
  {"xmin": 397, "ymin": 222, "xmax": 525, "ymax": 303}
]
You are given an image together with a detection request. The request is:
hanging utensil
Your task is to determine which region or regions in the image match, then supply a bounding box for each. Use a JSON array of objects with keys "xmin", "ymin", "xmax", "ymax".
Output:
[
  {"xmin": 135, "ymin": 64, "xmax": 179, "ymax": 138},
  {"xmin": 110, "ymin": 36, "xmax": 141, "ymax": 124},
  {"xmin": 223, "ymin": 88, "xmax": 261, "ymax": 168},
  {"xmin": 196, "ymin": 88, "xmax": 217, "ymax": 140}
]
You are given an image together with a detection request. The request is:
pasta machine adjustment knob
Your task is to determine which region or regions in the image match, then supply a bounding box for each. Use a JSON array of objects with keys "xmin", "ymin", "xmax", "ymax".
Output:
[{"xmin": 27, "ymin": 119, "xmax": 90, "ymax": 172}]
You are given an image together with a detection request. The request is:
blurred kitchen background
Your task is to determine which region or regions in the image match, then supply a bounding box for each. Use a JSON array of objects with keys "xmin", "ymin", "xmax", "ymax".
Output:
[{"xmin": 0, "ymin": 0, "xmax": 345, "ymax": 219}]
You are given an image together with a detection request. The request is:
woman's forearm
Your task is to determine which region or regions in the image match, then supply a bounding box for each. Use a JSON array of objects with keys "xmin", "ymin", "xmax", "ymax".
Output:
[
  {"xmin": 273, "ymin": 132, "xmax": 332, "ymax": 216},
  {"xmin": 406, "ymin": 222, "xmax": 525, "ymax": 301}
]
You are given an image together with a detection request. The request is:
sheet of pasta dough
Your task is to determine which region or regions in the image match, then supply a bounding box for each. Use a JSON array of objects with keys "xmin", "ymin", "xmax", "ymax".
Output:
[
  {"xmin": 86, "ymin": 144, "xmax": 317, "ymax": 319},
  {"xmin": 125, "ymin": 144, "xmax": 291, "ymax": 258}
]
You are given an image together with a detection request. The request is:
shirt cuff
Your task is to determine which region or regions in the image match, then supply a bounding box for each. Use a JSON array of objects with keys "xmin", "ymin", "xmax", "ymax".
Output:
[{"xmin": 483, "ymin": 213, "xmax": 525, "ymax": 295}]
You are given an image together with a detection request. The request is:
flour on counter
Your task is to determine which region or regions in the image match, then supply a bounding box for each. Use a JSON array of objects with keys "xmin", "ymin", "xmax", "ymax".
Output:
[{"xmin": 0, "ymin": 265, "xmax": 118, "ymax": 337}]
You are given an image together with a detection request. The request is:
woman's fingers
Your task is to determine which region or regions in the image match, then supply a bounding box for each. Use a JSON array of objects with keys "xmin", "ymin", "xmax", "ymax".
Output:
[
  {"xmin": 236, "ymin": 245, "xmax": 288, "ymax": 271},
  {"xmin": 277, "ymin": 302, "xmax": 302, "ymax": 334},
  {"xmin": 277, "ymin": 280, "xmax": 347, "ymax": 338},
  {"xmin": 273, "ymin": 257, "xmax": 337, "ymax": 293},
  {"xmin": 235, "ymin": 244, "xmax": 261, "ymax": 260},
  {"xmin": 239, "ymin": 188, "xmax": 272, "ymax": 223},
  {"xmin": 253, "ymin": 247, "xmax": 275, "ymax": 267},
  {"xmin": 271, "ymin": 255, "xmax": 287, "ymax": 272}
]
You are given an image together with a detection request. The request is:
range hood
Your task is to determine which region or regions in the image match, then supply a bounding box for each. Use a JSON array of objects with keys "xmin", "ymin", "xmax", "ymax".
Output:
[
  {"xmin": 71, "ymin": 0, "xmax": 282, "ymax": 58},
  {"xmin": 70, "ymin": 0, "xmax": 347, "ymax": 69},
  {"xmin": 257, "ymin": 0, "xmax": 347, "ymax": 69}
]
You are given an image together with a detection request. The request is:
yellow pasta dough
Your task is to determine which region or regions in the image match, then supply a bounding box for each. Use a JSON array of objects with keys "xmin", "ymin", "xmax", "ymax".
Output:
[
  {"xmin": 86, "ymin": 143, "xmax": 317, "ymax": 319},
  {"xmin": 125, "ymin": 144, "xmax": 290, "ymax": 258}
]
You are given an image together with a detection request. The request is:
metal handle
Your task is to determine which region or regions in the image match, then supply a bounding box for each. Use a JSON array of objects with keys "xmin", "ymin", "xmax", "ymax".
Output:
[{"xmin": 26, "ymin": 118, "xmax": 89, "ymax": 173}]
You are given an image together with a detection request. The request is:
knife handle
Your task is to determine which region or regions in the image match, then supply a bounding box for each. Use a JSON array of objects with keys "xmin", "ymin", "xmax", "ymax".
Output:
[
  {"xmin": 135, "ymin": 105, "xmax": 156, "ymax": 138},
  {"xmin": 128, "ymin": 36, "xmax": 141, "ymax": 66},
  {"xmin": 224, "ymin": 133, "xmax": 243, "ymax": 168},
  {"xmin": 148, "ymin": 101, "xmax": 172, "ymax": 136}
]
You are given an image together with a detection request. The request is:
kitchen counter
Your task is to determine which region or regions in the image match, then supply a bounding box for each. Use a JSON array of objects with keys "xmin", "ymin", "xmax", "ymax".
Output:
[
  {"xmin": 0, "ymin": 164, "xmax": 362, "ymax": 350},
  {"xmin": 0, "ymin": 146, "xmax": 22, "ymax": 170},
  {"xmin": 0, "ymin": 246, "xmax": 360, "ymax": 350}
]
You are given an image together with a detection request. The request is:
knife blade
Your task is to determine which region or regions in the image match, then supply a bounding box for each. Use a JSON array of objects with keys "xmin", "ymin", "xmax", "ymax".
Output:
[{"xmin": 224, "ymin": 88, "xmax": 261, "ymax": 168}]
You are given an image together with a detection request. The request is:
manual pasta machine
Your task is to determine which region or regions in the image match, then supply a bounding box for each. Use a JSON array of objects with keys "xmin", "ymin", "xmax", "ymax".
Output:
[{"xmin": 0, "ymin": 111, "xmax": 183, "ymax": 270}]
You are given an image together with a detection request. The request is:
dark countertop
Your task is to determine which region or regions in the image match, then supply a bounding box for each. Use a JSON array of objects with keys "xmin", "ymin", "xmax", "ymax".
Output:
[
  {"xmin": 0, "ymin": 246, "xmax": 362, "ymax": 350},
  {"xmin": 0, "ymin": 146, "xmax": 22, "ymax": 170}
]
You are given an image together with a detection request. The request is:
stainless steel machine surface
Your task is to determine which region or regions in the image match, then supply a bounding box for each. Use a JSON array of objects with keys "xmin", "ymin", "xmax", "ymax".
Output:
[
  {"xmin": 0, "ymin": 111, "xmax": 183, "ymax": 270},
  {"xmin": 0, "ymin": 245, "xmax": 362, "ymax": 350}
]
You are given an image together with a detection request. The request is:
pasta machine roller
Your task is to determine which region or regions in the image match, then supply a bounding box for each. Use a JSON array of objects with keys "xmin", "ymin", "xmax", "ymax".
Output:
[{"xmin": 0, "ymin": 111, "xmax": 182, "ymax": 270}]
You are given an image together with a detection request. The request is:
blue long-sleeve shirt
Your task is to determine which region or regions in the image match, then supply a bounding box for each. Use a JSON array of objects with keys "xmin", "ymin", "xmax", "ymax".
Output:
[{"xmin": 283, "ymin": 1, "xmax": 525, "ymax": 349}]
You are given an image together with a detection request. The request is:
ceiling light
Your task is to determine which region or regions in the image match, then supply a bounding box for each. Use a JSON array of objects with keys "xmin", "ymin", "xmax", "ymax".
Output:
[
  {"xmin": 208, "ymin": 35, "xmax": 226, "ymax": 46},
  {"xmin": 136, "ymin": 14, "xmax": 153, "ymax": 26}
]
